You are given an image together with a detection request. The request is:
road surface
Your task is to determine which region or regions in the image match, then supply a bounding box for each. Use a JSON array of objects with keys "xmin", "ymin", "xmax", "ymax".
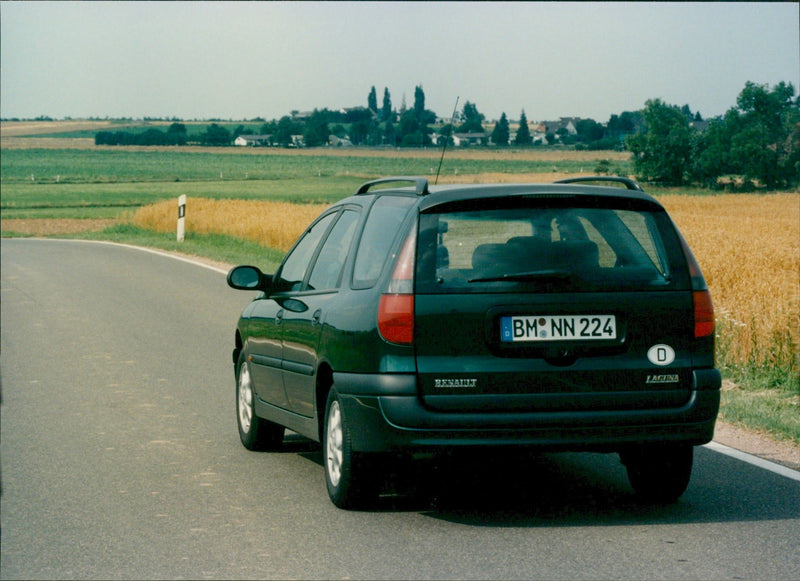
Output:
[{"xmin": 2, "ymin": 239, "xmax": 798, "ymax": 580}]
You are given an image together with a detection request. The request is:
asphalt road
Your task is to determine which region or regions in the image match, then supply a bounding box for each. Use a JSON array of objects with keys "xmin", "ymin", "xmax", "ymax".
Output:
[{"xmin": 2, "ymin": 238, "xmax": 798, "ymax": 580}]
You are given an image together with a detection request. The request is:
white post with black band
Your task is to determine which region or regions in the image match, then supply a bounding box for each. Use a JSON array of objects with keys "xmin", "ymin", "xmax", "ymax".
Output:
[{"xmin": 177, "ymin": 195, "xmax": 186, "ymax": 242}]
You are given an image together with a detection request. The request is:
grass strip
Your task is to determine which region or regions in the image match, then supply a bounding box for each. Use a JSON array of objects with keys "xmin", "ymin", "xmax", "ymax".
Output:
[{"xmin": 64, "ymin": 224, "xmax": 284, "ymax": 272}]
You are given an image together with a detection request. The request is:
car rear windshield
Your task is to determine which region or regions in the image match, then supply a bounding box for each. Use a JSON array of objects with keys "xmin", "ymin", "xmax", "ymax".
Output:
[{"xmin": 416, "ymin": 198, "xmax": 688, "ymax": 293}]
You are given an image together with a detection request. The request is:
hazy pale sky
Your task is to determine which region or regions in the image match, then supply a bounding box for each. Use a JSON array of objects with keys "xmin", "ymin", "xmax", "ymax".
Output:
[{"xmin": 1, "ymin": 1, "xmax": 798, "ymax": 122}]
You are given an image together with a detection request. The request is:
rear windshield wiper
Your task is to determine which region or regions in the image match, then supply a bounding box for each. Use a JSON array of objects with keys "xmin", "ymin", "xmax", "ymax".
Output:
[{"xmin": 468, "ymin": 269, "xmax": 574, "ymax": 284}]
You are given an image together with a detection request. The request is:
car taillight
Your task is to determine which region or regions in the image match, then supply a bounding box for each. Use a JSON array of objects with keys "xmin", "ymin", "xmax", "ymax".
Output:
[
  {"xmin": 378, "ymin": 223, "xmax": 416, "ymax": 345},
  {"xmin": 678, "ymin": 231, "xmax": 715, "ymax": 338}
]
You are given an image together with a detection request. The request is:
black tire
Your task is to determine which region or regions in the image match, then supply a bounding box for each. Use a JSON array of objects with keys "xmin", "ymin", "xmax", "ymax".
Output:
[
  {"xmin": 620, "ymin": 444, "xmax": 693, "ymax": 503},
  {"xmin": 236, "ymin": 354, "xmax": 284, "ymax": 451},
  {"xmin": 323, "ymin": 388, "xmax": 379, "ymax": 509}
]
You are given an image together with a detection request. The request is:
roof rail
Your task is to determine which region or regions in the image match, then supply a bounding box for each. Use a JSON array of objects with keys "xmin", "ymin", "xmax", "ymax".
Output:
[
  {"xmin": 554, "ymin": 176, "xmax": 644, "ymax": 191},
  {"xmin": 355, "ymin": 177, "xmax": 430, "ymax": 196}
]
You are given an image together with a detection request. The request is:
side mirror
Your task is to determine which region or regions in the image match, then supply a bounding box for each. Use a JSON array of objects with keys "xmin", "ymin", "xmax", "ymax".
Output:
[{"xmin": 227, "ymin": 265, "xmax": 272, "ymax": 292}]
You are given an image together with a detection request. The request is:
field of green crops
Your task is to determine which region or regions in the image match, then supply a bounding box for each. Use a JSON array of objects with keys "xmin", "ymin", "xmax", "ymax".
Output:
[{"xmin": 1, "ymin": 147, "xmax": 630, "ymax": 185}]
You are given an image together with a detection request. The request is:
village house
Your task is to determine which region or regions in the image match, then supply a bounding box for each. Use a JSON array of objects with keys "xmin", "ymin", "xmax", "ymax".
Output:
[{"xmin": 234, "ymin": 134, "xmax": 273, "ymax": 147}]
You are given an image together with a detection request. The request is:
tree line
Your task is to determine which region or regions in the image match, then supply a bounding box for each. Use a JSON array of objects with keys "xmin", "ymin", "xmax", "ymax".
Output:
[
  {"xmin": 93, "ymin": 81, "xmax": 798, "ymax": 189},
  {"xmin": 627, "ymin": 81, "xmax": 798, "ymax": 188}
]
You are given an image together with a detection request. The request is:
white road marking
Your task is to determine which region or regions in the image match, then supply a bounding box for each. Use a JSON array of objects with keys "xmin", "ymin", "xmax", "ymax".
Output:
[{"xmin": 705, "ymin": 441, "xmax": 800, "ymax": 482}]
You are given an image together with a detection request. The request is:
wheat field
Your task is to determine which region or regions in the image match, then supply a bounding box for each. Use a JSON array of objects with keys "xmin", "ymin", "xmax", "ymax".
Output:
[
  {"xmin": 132, "ymin": 193, "xmax": 799, "ymax": 372},
  {"xmin": 132, "ymin": 198, "xmax": 328, "ymax": 252},
  {"xmin": 659, "ymin": 193, "xmax": 799, "ymax": 372}
]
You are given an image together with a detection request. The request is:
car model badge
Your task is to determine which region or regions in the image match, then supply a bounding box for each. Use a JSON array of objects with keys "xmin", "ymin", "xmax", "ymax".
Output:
[
  {"xmin": 434, "ymin": 378, "xmax": 478, "ymax": 389},
  {"xmin": 646, "ymin": 374, "xmax": 680, "ymax": 384},
  {"xmin": 647, "ymin": 344, "xmax": 675, "ymax": 366}
]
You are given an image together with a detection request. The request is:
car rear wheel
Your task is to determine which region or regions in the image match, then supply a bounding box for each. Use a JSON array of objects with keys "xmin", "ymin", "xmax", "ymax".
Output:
[
  {"xmin": 324, "ymin": 388, "xmax": 378, "ymax": 509},
  {"xmin": 620, "ymin": 444, "xmax": 693, "ymax": 503},
  {"xmin": 236, "ymin": 354, "xmax": 284, "ymax": 451}
]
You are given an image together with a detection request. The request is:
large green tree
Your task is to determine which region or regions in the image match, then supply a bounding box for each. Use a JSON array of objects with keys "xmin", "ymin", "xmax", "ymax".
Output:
[
  {"xmin": 626, "ymin": 99, "xmax": 696, "ymax": 185},
  {"xmin": 726, "ymin": 81, "xmax": 797, "ymax": 188},
  {"xmin": 692, "ymin": 81, "xmax": 798, "ymax": 189}
]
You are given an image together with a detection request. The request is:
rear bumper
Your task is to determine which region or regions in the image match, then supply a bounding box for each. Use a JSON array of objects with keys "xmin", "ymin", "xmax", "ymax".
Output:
[{"xmin": 333, "ymin": 369, "xmax": 720, "ymax": 452}]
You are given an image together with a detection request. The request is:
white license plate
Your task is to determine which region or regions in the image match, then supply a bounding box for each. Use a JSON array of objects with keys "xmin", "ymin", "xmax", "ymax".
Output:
[{"xmin": 501, "ymin": 315, "xmax": 616, "ymax": 342}]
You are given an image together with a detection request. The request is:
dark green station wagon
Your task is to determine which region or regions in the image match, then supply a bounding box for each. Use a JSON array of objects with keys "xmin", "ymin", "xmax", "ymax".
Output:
[{"xmin": 227, "ymin": 176, "xmax": 720, "ymax": 508}]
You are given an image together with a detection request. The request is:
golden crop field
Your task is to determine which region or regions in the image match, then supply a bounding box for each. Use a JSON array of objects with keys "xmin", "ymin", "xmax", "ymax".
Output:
[
  {"xmin": 132, "ymin": 193, "xmax": 799, "ymax": 372},
  {"xmin": 132, "ymin": 198, "xmax": 328, "ymax": 252},
  {"xmin": 659, "ymin": 193, "xmax": 799, "ymax": 372}
]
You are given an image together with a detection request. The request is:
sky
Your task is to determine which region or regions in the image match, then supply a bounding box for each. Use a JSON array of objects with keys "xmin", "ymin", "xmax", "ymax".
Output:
[{"xmin": 1, "ymin": 1, "xmax": 798, "ymax": 123}]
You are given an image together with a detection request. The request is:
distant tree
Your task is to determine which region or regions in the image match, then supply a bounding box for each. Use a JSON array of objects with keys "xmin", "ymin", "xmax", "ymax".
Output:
[
  {"xmin": 437, "ymin": 123, "xmax": 455, "ymax": 146},
  {"xmin": 399, "ymin": 109, "xmax": 422, "ymax": 146},
  {"xmin": 384, "ymin": 118, "xmax": 396, "ymax": 146},
  {"xmin": 275, "ymin": 116, "xmax": 299, "ymax": 146},
  {"xmin": 607, "ymin": 111, "xmax": 639, "ymax": 134},
  {"xmin": 368, "ymin": 86, "xmax": 378, "ymax": 114},
  {"xmin": 344, "ymin": 108, "xmax": 372, "ymax": 123},
  {"xmin": 303, "ymin": 109, "xmax": 330, "ymax": 147},
  {"xmin": 367, "ymin": 119, "xmax": 382, "ymax": 146},
  {"xmin": 413, "ymin": 85, "xmax": 426, "ymax": 119},
  {"xmin": 232, "ymin": 125, "xmax": 252, "ymax": 140},
  {"xmin": 349, "ymin": 120, "xmax": 370, "ymax": 145},
  {"xmin": 458, "ymin": 101, "xmax": 485, "ymax": 133},
  {"xmin": 201, "ymin": 123, "xmax": 232, "ymax": 146},
  {"xmin": 626, "ymin": 99, "xmax": 696, "ymax": 185},
  {"xmin": 166, "ymin": 122, "xmax": 187, "ymax": 145},
  {"xmin": 260, "ymin": 120, "xmax": 278, "ymax": 135},
  {"xmin": 575, "ymin": 118, "xmax": 604, "ymax": 143},
  {"xmin": 381, "ymin": 87, "xmax": 392, "ymax": 122},
  {"xmin": 330, "ymin": 124, "xmax": 347, "ymax": 138},
  {"xmin": 396, "ymin": 85, "xmax": 433, "ymax": 146},
  {"xmin": 514, "ymin": 110, "xmax": 532, "ymax": 145},
  {"xmin": 692, "ymin": 81, "xmax": 799, "ymax": 189},
  {"xmin": 491, "ymin": 113, "xmax": 510, "ymax": 145},
  {"xmin": 95, "ymin": 130, "xmax": 114, "ymax": 145},
  {"xmin": 137, "ymin": 128, "xmax": 168, "ymax": 146}
]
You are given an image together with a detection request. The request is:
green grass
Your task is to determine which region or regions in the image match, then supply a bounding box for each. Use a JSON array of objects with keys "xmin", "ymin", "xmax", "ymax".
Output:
[
  {"xmin": 0, "ymin": 148, "xmax": 632, "ymax": 185},
  {"xmin": 719, "ymin": 367, "xmax": 800, "ymax": 446},
  {"xmin": 1, "ymin": 177, "xmax": 363, "ymax": 218}
]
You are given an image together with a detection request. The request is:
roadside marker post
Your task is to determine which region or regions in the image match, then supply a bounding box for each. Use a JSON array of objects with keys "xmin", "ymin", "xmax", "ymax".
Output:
[{"xmin": 177, "ymin": 195, "xmax": 186, "ymax": 242}]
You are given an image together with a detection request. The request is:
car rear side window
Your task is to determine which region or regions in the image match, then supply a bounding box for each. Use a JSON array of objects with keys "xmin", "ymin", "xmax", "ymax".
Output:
[
  {"xmin": 307, "ymin": 209, "xmax": 359, "ymax": 291},
  {"xmin": 352, "ymin": 195, "xmax": 416, "ymax": 289},
  {"xmin": 275, "ymin": 212, "xmax": 337, "ymax": 292},
  {"xmin": 417, "ymin": 203, "xmax": 683, "ymax": 293}
]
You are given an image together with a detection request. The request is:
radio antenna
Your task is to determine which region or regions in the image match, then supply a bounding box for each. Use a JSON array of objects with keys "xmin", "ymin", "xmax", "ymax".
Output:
[{"xmin": 434, "ymin": 96, "xmax": 459, "ymax": 185}]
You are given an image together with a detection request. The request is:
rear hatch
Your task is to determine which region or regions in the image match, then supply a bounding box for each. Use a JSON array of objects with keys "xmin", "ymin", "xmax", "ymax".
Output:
[{"xmin": 413, "ymin": 192, "xmax": 696, "ymax": 413}]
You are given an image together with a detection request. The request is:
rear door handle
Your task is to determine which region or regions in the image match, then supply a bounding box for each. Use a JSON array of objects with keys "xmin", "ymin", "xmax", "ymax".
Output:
[
  {"xmin": 311, "ymin": 309, "xmax": 322, "ymax": 327},
  {"xmin": 275, "ymin": 309, "xmax": 284, "ymax": 325}
]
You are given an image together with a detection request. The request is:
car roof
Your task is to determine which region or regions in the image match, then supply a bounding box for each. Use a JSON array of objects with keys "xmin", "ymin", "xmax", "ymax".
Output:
[{"xmin": 344, "ymin": 176, "xmax": 665, "ymax": 212}]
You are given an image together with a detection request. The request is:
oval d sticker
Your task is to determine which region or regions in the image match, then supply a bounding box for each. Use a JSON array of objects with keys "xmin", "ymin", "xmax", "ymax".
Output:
[{"xmin": 647, "ymin": 344, "xmax": 675, "ymax": 366}]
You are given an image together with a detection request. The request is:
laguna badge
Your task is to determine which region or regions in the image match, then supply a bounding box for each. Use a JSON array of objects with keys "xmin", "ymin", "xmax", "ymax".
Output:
[{"xmin": 646, "ymin": 374, "xmax": 680, "ymax": 384}]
